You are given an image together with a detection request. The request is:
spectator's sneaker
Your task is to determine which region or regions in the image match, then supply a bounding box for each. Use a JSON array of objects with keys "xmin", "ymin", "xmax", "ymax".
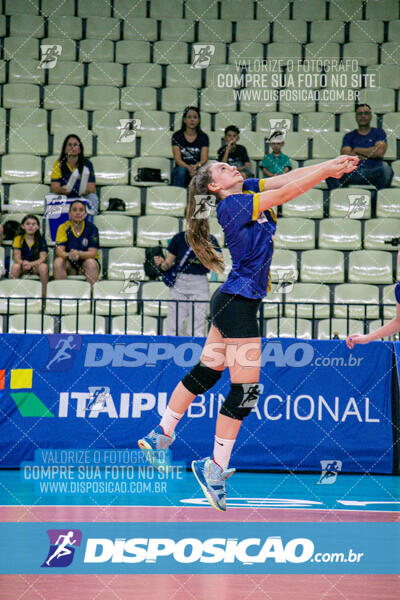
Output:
[
  {"xmin": 138, "ymin": 426, "xmax": 175, "ymax": 470},
  {"xmin": 191, "ymin": 457, "xmax": 235, "ymax": 512}
]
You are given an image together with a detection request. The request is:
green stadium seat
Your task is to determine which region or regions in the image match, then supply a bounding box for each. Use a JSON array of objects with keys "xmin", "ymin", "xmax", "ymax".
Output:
[
  {"xmin": 112, "ymin": 315, "xmax": 159, "ymax": 335},
  {"xmin": 301, "ymin": 249, "xmax": 345, "ymax": 283},
  {"xmin": 388, "ymin": 20, "xmax": 400, "ymax": 43},
  {"xmin": 185, "ymin": 0, "xmax": 218, "ymax": 19},
  {"xmin": 2, "ymin": 154, "xmax": 41, "ymax": 183},
  {"xmin": 140, "ymin": 131, "xmax": 173, "ymax": 158},
  {"xmin": 220, "ymin": 0, "xmax": 254, "ymax": 19},
  {"xmin": 329, "ymin": 0, "xmax": 362, "ymax": 20},
  {"xmin": 270, "ymin": 249, "xmax": 298, "ymax": 282},
  {"xmin": 267, "ymin": 43, "xmax": 302, "ymax": 63},
  {"xmin": 206, "ymin": 64, "xmax": 238, "ymax": 88},
  {"xmin": 317, "ymin": 318, "xmax": 363, "ymax": 340},
  {"xmin": 357, "ymin": 88, "xmax": 395, "ymax": 114},
  {"xmin": 382, "ymin": 113, "xmax": 400, "ymax": 136},
  {"xmin": 319, "ymin": 97, "xmax": 354, "ymax": 114},
  {"xmin": 86, "ymin": 17, "xmax": 121, "ymax": 40},
  {"xmin": 131, "ymin": 157, "xmax": 171, "ymax": 186},
  {"xmin": 281, "ymin": 189, "xmax": 323, "ymax": 218},
  {"xmin": 257, "ymin": 0, "xmax": 290, "ymax": 19},
  {"xmin": 364, "ymin": 218, "xmax": 400, "ymax": 250},
  {"xmin": 151, "ymin": 0, "xmax": 183, "ymax": 18},
  {"xmin": 7, "ymin": 184, "xmax": 47, "ymax": 214},
  {"xmin": 48, "ymin": 16, "xmax": 82, "ymax": 39},
  {"xmin": 190, "ymin": 42, "xmax": 227, "ymax": 65},
  {"xmin": 50, "ymin": 108, "xmax": 87, "ymax": 133},
  {"xmin": 367, "ymin": 65, "xmax": 400, "ymax": 90},
  {"xmin": 123, "ymin": 17, "xmax": 158, "ymax": 41},
  {"xmin": 78, "ymin": 0, "xmax": 111, "ymax": 16},
  {"xmin": 273, "ymin": 20, "xmax": 307, "ymax": 42},
  {"xmin": 376, "ymin": 189, "xmax": 400, "ymax": 218},
  {"xmin": 126, "ymin": 63, "xmax": 162, "ymax": 87},
  {"xmin": 94, "ymin": 215, "xmax": 133, "ymax": 247},
  {"xmin": 48, "ymin": 62, "xmax": 85, "ymax": 86},
  {"xmin": 274, "ymin": 218, "xmax": 315, "ymax": 249},
  {"xmin": 44, "ymin": 85, "xmax": 80, "ymax": 110},
  {"xmin": 114, "ymin": 0, "xmax": 147, "ymax": 18},
  {"xmin": 381, "ymin": 133, "xmax": 396, "ymax": 160},
  {"xmin": 121, "ymin": 87, "xmax": 156, "ymax": 111},
  {"xmin": 96, "ymin": 128, "xmax": 136, "ymax": 158},
  {"xmin": 42, "ymin": 0, "xmax": 74, "ymax": 15},
  {"xmin": 160, "ymin": 19, "xmax": 195, "ymax": 42},
  {"xmin": 265, "ymin": 317, "xmax": 313, "ymax": 339},
  {"xmin": 41, "ymin": 38, "xmax": 76, "ymax": 61},
  {"xmin": 228, "ymin": 43, "xmax": 264, "ymax": 65},
  {"xmin": 44, "ymin": 154, "xmax": 58, "ymax": 184},
  {"xmin": 215, "ymin": 112, "xmax": 252, "ymax": 133},
  {"xmin": 91, "ymin": 109, "xmax": 128, "ymax": 134},
  {"xmin": 340, "ymin": 112, "xmax": 377, "ymax": 131},
  {"xmin": 285, "ymin": 283, "xmax": 330, "ymax": 319},
  {"xmin": 87, "ymin": 63, "xmax": 123, "ymax": 86},
  {"xmin": 3, "ymin": 84, "xmax": 39, "ymax": 108},
  {"xmin": 154, "ymin": 41, "xmax": 188, "ymax": 65},
  {"xmin": 256, "ymin": 112, "xmax": 293, "ymax": 134},
  {"xmin": 100, "ymin": 186, "xmax": 141, "ymax": 215},
  {"xmin": 349, "ymin": 250, "xmax": 393, "ymax": 284},
  {"xmin": 334, "ymin": 283, "xmax": 379, "ymax": 319},
  {"xmin": 292, "ymin": 0, "xmax": 326, "ymax": 19},
  {"xmin": 199, "ymin": 20, "xmax": 233, "ymax": 43},
  {"xmin": 298, "ymin": 113, "xmax": 335, "ymax": 134},
  {"xmin": 146, "ymin": 186, "xmax": 186, "ymax": 217},
  {"xmin": 45, "ymin": 280, "xmax": 91, "ymax": 315},
  {"xmin": 136, "ymin": 215, "xmax": 179, "ymax": 247},
  {"xmin": 165, "ymin": 65, "xmax": 202, "ymax": 89},
  {"xmin": 391, "ymin": 161, "xmax": 400, "ymax": 187},
  {"xmin": 276, "ymin": 133, "xmax": 309, "ymax": 160},
  {"xmin": 383, "ymin": 284, "xmax": 397, "ymax": 319},
  {"xmin": 279, "ymin": 94, "xmax": 315, "ymax": 114},
  {"xmin": 0, "ymin": 16, "xmax": 5, "ymax": 37},
  {"xmin": 3, "ymin": 37, "xmax": 38, "ymax": 60},
  {"xmin": 200, "ymin": 88, "xmax": 236, "ymax": 113},
  {"xmin": 261, "ymin": 288, "xmax": 284, "ymax": 319},
  {"xmin": 343, "ymin": 43, "xmax": 377, "ymax": 66},
  {"xmin": 8, "ymin": 59, "xmax": 44, "ymax": 84},
  {"xmin": 8, "ymin": 127, "xmax": 48, "ymax": 155},
  {"xmin": 79, "ymin": 39, "xmax": 114, "ymax": 63},
  {"xmin": 349, "ymin": 20, "xmax": 384, "ymax": 42},
  {"xmin": 133, "ymin": 111, "xmax": 170, "ymax": 135},
  {"xmin": 91, "ymin": 156, "xmax": 129, "ymax": 185},
  {"xmin": 8, "ymin": 314, "xmax": 54, "ymax": 334},
  {"xmin": 108, "ymin": 247, "xmax": 146, "ymax": 281},
  {"xmin": 5, "ymin": 0, "xmax": 38, "ymax": 14},
  {"xmin": 329, "ymin": 188, "xmax": 371, "ymax": 219},
  {"xmin": 368, "ymin": 319, "xmax": 396, "ymax": 340},
  {"xmin": 10, "ymin": 14, "xmax": 44, "ymax": 37},
  {"xmin": 116, "ymin": 41, "xmax": 150, "ymax": 63},
  {"xmin": 141, "ymin": 281, "xmax": 169, "ymax": 317},
  {"xmin": 312, "ymin": 132, "xmax": 345, "ymax": 159},
  {"xmin": 366, "ymin": 0, "xmax": 399, "ymax": 19},
  {"xmin": 305, "ymin": 43, "xmax": 340, "ymax": 61},
  {"xmin": 0, "ymin": 280, "xmax": 42, "ymax": 314},
  {"xmin": 60, "ymin": 314, "xmax": 106, "ymax": 334},
  {"xmin": 310, "ymin": 20, "xmax": 345, "ymax": 43},
  {"xmin": 319, "ymin": 218, "xmax": 362, "ymax": 250}
]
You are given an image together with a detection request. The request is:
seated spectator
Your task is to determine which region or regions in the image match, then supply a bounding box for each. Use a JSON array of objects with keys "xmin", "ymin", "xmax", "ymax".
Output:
[
  {"xmin": 326, "ymin": 104, "xmax": 393, "ymax": 190},
  {"xmin": 172, "ymin": 107, "xmax": 209, "ymax": 188},
  {"xmin": 10, "ymin": 214, "xmax": 48, "ymax": 297},
  {"xmin": 51, "ymin": 134, "xmax": 99, "ymax": 214},
  {"xmin": 53, "ymin": 200, "xmax": 99, "ymax": 288},
  {"xmin": 261, "ymin": 131, "xmax": 292, "ymax": 177},
  {"xmin": 217, "ymin": 125, "xmax": 252, "ymax": 177}
]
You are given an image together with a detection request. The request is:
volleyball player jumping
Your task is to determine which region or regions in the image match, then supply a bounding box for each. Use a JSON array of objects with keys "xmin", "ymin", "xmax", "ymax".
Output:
[{"xmin": 139, "ymin": 155, "xmax": 359, "ymax": 511}]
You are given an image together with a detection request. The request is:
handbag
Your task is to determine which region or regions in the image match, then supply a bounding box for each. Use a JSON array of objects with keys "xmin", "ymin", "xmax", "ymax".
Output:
[
  {"xmin": 144, "ymin": 242, "xmax": 164, "ymax": 280},
  {"xmin": 162, "ymin": 247, "xmax": 192, "ymax": 288},
  {"xmin": 134, "ymin": 168, "xmax": 167, "ymax": 183}
]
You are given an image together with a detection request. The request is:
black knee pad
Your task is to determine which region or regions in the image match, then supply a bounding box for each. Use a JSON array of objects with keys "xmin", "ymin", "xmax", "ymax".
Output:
[
  {"xmin": 220, "ymin": 383, "xmax": 260, "ymax": 421},
  {"xmin": 181, "ymin": 361, "xmax": 223, "ymax": 395}
]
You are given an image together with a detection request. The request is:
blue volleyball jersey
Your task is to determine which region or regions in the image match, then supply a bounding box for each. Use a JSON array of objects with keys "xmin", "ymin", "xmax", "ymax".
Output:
[
  {"xmin": 217, "ymin": 178, "xmax": 276, "ymax": 299},
  {"xmin": 395, "ymin": 282, "xmax": 400, "ymax": 304}
]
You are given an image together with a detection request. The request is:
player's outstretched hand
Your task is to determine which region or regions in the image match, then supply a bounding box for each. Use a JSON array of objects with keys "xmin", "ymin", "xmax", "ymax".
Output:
[
  {"xmin": 346, "ymin": 333, "xmax": 369, "ymax": 349},
  {"xmin": 325, "ymin": 156, "xmax": 359, "ymax": 179}
]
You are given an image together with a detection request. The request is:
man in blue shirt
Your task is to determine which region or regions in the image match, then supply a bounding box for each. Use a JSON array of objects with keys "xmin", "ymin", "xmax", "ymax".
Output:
[{"xmin": 326, "ymin": 104, "xmax": 393, "ymax": 190}]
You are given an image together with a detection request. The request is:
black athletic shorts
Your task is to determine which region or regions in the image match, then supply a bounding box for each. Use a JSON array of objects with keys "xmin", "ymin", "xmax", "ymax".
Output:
[{"xmin": 210, "ymin": 288, "xmax": 261, "ymax": 338}]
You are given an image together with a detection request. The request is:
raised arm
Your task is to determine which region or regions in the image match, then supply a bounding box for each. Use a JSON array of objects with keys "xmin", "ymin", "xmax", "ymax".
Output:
[
  {"xmin": 347, "ymin": 302, "xmax": 400, "ymax": 348},
  {"xmin": 257, "ymin": 156, "xmax": 359, "ymax": 212}
]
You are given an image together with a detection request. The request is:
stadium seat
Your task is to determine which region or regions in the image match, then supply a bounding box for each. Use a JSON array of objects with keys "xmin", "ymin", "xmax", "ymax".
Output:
[
  {"xmin": 8, "ymin": 127, "xmax": 48, "ymax": 155},
  {"xmin": 256, "ymin": 0, "xmax": 290, "ymax": 19},
  {"xmin": 50, "ymin": 110, "xmax": 87, "ymax": 136},
  {"xmin": 368, "ymin": 319, "xmax": 395, "ymax": 339},
  {"xmin": 165, "ymin": 65, "xmax": 202, "ymax": 89},
  {"xmin": 141, "ymin": 281, "xmax": 170, "ymax": 317},
  {"xmin": 317, "ymin": 318, "xmax": 363, "ymax": 340},
  {"xmin": 112, "ymin": 315, "xmax": 159, "ymax": 335},
  {"xmin": 220, "ymin": 0, "xmax": 254, "ymax": 19},
  {"xmin": 0, "ymin": 63, "xmax": 5, "ymax": 84},
  {"xmin": 376, "ymin": 189, "xmax": 400, "ymax": 218},
  {"xmin": 91, "ymin": 109, "xmax": 128, "ymax": 134},
  {"xmin": 86, "ymin": 16, "xmax": 120, "ymax": 40},
  {"xmin": 131, "ymin": 157, "xmax": 171, "ymax": 186},
  {"xmin": 340, "ymin": 112, "xmax": 377, "ymax": 132},
  {"xmin": 0, "ymin": 16, "xmax": 5, "ymax": 37},
  {"xmin": 270, "ymin": 249, "xmax": 298, "ymax": 282},
  {"xmin": 349, "ymin": 20, "xmax": 384, "ymax": 42},
  {"xmin": 78, "ymin": 0, "xmax": 111, "ymax": 16},
  {"xmin": 305, "ymin": 43, "xmax": 340, "ymax": 61},
  {"xmin": 319, "ymin": 218, "xmax": 361, "ymax": 250},
  {"xmin": 10, "ymin": 14, "xmax": 44, "ymax": 36},
  {"xmin": 190, "ymin": 42, "xmax": 227, "ymax": 66},
  {"xmin": 383, "ymin": 284, "xmax": 397, "ymax": 319},
  {"xmin": 199, "ymin": 20, "xmax": 233, "ymax": 43},
  {"xmin": 206, "ymin": 64, "xmax": 239, "ymax": 88},
  {"xmin": 391, "ymin": 161, "xmax": 400, "ymax": 187},
  {"xmin": 274, "ymin": 218, "xmax": 315, "ymax": 249},
  {"xmin": 366, "ymin": 0, "xmax": 399, "ymax": 19},
  {"xmin": 60, "ymin": 314, "xmax": 106, "ymax": 334},
  {"xmin": 265, "ymin": 317, "xmax": 313, "ymax": 339},
  {"xmin": 154, "ymin": 41, "xmax": 188, "ymax": 65},
  {"xmin": 48, "ymin": 62, "xmax": 85, "ymax": 86},
  {"xmin": 87, "ymin": 63, "xmax": 123, "ymax": 86},
  {"xmin": 228, "ymin": 43, "xmax": 264, "ymax": 65},
  {"xmin": 3, "ymin": 37, "xmax": 38, "ymax": 59},
  {"xmin": 261, "ymin": 288, "xmax": 284, "ymax": 318},
  {"xmin": 116, "ymin": 41, "xmax": 150, "ymax": 63},
  {"xmin": 349, "ymin": 250, "xmax": 393, "ymax": 284},
  {"xmin": 84, "ymin": 86, "xmax": 119, "ymax": 111},
  {"xmin": 79, "ymin": 39, "xmax": 114, "ymax": 63},
  {"xmin": 161, "ymin": 87, "xmax": 197, "ymax": 112},
  {"xmin": 357, "ymin": 88, "xmax": 395, "ymax": 114},
  {"xmin": 0, "ymin": 280, "xmax": 42, "ymax": 314},
  {"xmin": 267, "ymin": 43, "xmax": 302, "ymax": 63},
  {"xmin": 318, "ymin": 96, "xmax": 354, "ymax": 114},
  {"xmin": 121, "ymin": 87, "xmax": 156, "ymax": 111},
  {"xmin": 301, "ymin": 249, "xmax": 345, "ymax": 283},
  {"xmin": 215, "ymin": 112, "xmax": 252, "ymax": 133},
  {"xmin": 8, "ymin": 314, "xmax": 54, "ymax": 334},
  {"xmin": 45, "ymin": 281, "xmax": 91, "ymax": 315},
  {"xmin": 200, "ymin": 89, "xmax": 237, "ymax": 113},
  {"xmin": 292, "ymin": 0, "xmax": 327, "ymax": 19},
  {"xmin": 151, "ymin": 0, "xmax": 183, "ymax": 18},
  {"xmin": 382, "ymin": 113, "xmax": 400, "ymax": 136},
  {"xmin": 40, "ymin": 38, "xmax": 76, "ymax": 61},
  {"xmin": 8, "ymin": 59, "xmax": 44, "ymax": 84},
  {"xmin": 5, "ymin": 0, "xmax": 38, "ymax": 14},
  {"xmin": 96, "ymin": 129, "xmax": 136, "ymax": 158},
  {"xmin": 94, "ymin": 215, "xmax": 133, "ymax": 247},
  {"xmin": 108, "ymin": 247, "xmax": 146, "ymax": 281},
  {"xmin": 132, "ymin": 111, "xmax": 170, "ymax": 136},
  {"xmin": 334, "ymin": 283, "xmax": 379, "ymax": 319},
  {"xmin": 329, "ymin": 188, "xmax": 371, "ymax": 219},
  {"xmin": 343, "ymin": 43, "xmax": 377, "ymax": 66},
  {"xmin": 42, "ymin": 0, "xmax": 74, "ymax": 15},
  {"xmin": 312, "ymin": 132, "xmax": 345, "ymax": 159},
  {"xmin": 146, "ymin": 186, "xmax": 186, "ymax": 217},
  {"xmin": 125, "ymin": 64, "xmax": 161, "ymax": 88},
  {"xmin": 44, "ymin": 85, "xmax": 80, "ymax": 110},
  {"xmin": 285, "ymin": 283, "xmax": 330, "ymax": 319},
  {"xmin": 256, "ymin": 112, "xmax": 293, "ymax": 134},
  {"xmin": 272, "ymin": 19, "xmax": 307, "ymax": 43},
  {"xmin": 275, "ymin": 133, "xmax": 309, "ymax": 160},
  {"xmin": 93, "ymin": 280, "xmax": 138, "ymax": 315},
  {"xmin": 281, "ymin": 189, "xmax": 324, "ymax": 218},
  {"xmin": 114, "ymin": 0, "xmax": 147, "ymax": 18},
  {"xmin": 310, "ymin": 20, "xmax": 345, "ymax": 43},
  {"xmin": 298, "ymin": 113, "xmax": 335, "ymax": 134},
  {"xmin": 2, "ymin": 154, "xmax": 41, "ymax": 183},
  {"xmin": 3, "ymin": 84, "xmax": 39, "ymax": 108},
  {"xmin": 364, "ymin": 218, "xmax": 400, "ymax": 250},
  {"xmin": 140, "ymin": 131, "xmax": 173, "ymax": 158},
  {"xmin": 100, "ymin": 186, "xmax": 141, "ymax": 215},
  {"xmin": 185, "ymin": 0, "xmax": 219, "ymax": 19},
  {"xmin": 123, "ymin": 17, "xmax": 157, "ymax": 40},
  {"xmin": 48, "ymin": 16, "xmax": 83, "ymax": 39},
  {"xmin": 160, "ymin": 19, "xmax": 195, "ymax": 42},
  {"xmin": 136, "ymin": 215, "xmax": 179, "ymax": 247},
  {"xmin": 329, "ymin": 0, "xmax": 363, "ymax": 20},
  {"xmin": 8, "ymin": 184, "xmax": 48, "ymax": 213},
  {"xmin": 368, "ymin": 65, "xmax": 400, "ymax": 91},
  {"xmin": 92, "ymin": 156, "xmax": 129, "ymax": 185},
  {"xmin": 388, "ymin": 20, "xmax": 400, "ymax": 43}
]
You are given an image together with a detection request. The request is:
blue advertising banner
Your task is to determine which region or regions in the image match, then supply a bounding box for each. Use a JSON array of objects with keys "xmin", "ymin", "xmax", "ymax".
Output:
[{"xmin": 0, "ymin": 334, "xmax": 394, "ymax": 473}]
